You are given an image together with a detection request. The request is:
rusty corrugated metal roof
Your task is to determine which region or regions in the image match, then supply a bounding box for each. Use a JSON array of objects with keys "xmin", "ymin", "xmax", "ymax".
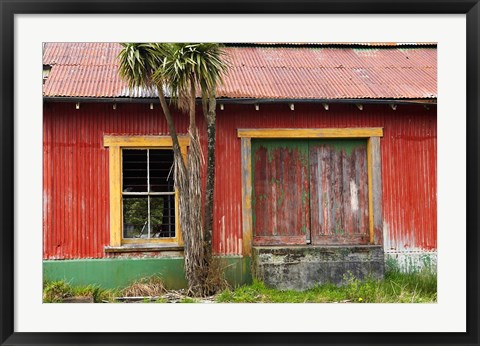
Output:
[
  {"xmin": 227, "ymin": 42, "xmax": 437, "ymax": 46},
  {"xmin": 43, "ymin": 42, "xmax": 437, "ymax": 100}
]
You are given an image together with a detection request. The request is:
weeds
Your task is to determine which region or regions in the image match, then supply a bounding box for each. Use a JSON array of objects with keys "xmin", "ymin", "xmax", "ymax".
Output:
[
  {"xmin": 43, "ymin": 280, "xmax": 118, "ymax": 303},
  {"xmin": 43, "ymin": 280, "xmax": 72, "ymax": 303},
  {"xmin": 201, "ymin": 257, "xmax": 231, "ymax": 295},
  {"xmin": 44, "ymin": 268, "xmax": 436, "ymax": 304},
  {"xmin": 216, "ymin": 269, "xmax": 437, "ymax": 303}
]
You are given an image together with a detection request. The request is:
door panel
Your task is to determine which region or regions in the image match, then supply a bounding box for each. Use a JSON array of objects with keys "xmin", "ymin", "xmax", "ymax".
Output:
[
  {"xmin": 252, "ymin": 140, "xmax": 309, "ymax": 245},
  {"xmin": 309, "ymin": 139, "xmax": 369, "ymax": 245}
]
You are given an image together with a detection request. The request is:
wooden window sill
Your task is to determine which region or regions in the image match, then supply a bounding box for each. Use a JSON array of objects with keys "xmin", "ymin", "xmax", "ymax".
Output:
[{"xmin": 104, "ymin": 243, "xmax": 184, "ymax": 253}]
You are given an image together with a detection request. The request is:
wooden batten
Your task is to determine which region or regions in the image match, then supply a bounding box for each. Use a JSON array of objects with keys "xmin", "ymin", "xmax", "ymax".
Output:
[
  {"xmin": 370, "ymin": 137, "xmax": 383, "ymax": 245},
  {"xmin": 108, "ymin": 146, "xmax": 122, "ymax": 247},
  {"xmin": 367, "ymin": 139, "xmax": 374, "ymax": 244},
  {"xmin": 237, "ymin": 128, "xmax": 383, "ymax": 139},
  {"xmin": 104, "ymin": 135, "xmax": 190, "ymax": 148},
  {"xmin": 240, "ymin": 138, "xmax": 253, "ymax": 256}
]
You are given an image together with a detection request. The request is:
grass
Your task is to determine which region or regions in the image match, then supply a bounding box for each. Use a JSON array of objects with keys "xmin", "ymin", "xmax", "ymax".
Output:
[
  {"xmin": 43, "ymin": 269, "xmax": 437, "ymax": 303},
  {"xmin": 179, "ymin": 297, "xmax": 197, "ymax": 303},
  {"xmin": 43, "ymin": 280, "xmax": 119, "ymax": 303},
  {"xmin": 43, "ymin": 275, "xmax": 166, "ymax": 303},
  {"xmin": 216, "ymin": 269, "xmax": 437, "ymax": 303}
]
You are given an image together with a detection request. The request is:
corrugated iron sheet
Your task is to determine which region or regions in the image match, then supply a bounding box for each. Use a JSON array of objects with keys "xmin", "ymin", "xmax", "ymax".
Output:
[
  {"xmin": 43, "ymin": 42, "xmax": 436, "ymax": 100},
  {"xmin": 227, "ymin": 42, "xmax": 437, "ymax": 46},
  {"xmin": 43, "ymin": 102, "xmax": 436, "ymax": 259}
]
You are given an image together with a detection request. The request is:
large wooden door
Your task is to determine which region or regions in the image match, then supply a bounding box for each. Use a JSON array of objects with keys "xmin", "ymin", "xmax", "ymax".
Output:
[
  {"xmin": 252, "ymin": 138, "xmax": 369, "ymax": 246},
  {"xmin": 308, "ymin": 139, "xmax": 370, "ymax": 245},
  {"xmin": 252, "ymin": 140, "xmax": 310, "ymax": 245}
]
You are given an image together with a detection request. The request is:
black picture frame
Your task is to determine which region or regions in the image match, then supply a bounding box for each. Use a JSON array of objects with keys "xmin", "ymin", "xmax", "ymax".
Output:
[{"xmin": 1, "ymin": 1, "xmax": 479, "ymax": 345}]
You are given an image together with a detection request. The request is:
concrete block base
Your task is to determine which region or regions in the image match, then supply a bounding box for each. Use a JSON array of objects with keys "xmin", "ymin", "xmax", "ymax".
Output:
[{"xmin": 252, "ymin": 245, "xmax": 385, "ymax": 291}]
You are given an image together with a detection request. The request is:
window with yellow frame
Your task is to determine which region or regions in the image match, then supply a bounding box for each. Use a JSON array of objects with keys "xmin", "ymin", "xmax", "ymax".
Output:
[{"xmin": 104, "ymin": 136, "xmax": 189, "ymax": 247}]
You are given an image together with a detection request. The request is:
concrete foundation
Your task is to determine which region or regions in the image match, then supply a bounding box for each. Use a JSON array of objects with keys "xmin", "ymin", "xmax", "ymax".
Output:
[{"xmin": 252, "ymin": 245, "xmax": 384, "ymax": 291}]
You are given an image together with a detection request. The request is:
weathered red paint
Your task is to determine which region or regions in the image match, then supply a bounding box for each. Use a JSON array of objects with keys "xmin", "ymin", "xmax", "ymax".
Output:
[
  {"xmin": 309, "ymin": 139, "xmax": 370, "ymax": 245},
  {"xmin": 43, "ymin": 102, "xmax": 437, "ymax": 259},
  {"xmin": 251, "ymin": 138, "xmax": 371, "ymax": 246},
  {"xmin": 252, "ymin": 140, "xmax": 309, "ymax": 245}
]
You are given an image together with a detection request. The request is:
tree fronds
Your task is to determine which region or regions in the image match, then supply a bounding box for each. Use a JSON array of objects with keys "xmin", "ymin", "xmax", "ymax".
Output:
[
  {"xmin": 153, "ymin": 43, "xmax": 229, "ymax": 111},
  {"xmin": 117, "ymin": 42, "xmax": 229, "ymax": 297},
  {"xmin": 117, "ymin": 43, "xmax": 169, "ymax": 91}
]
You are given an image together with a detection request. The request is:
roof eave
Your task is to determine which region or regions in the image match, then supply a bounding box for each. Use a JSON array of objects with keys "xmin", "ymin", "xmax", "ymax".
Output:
[{"xmin": 43, "ymin": 96, "xmax": 437, "ymax": 105}]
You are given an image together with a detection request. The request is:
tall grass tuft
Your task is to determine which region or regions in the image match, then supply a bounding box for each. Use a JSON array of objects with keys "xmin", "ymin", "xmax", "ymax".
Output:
[
  {"xmin": 120, "ymin": 275, "xmax": 167, "ymax": 297},
  {"xmin": 43, "ymin": 280, "xmax": 118, "ymax": 303}
]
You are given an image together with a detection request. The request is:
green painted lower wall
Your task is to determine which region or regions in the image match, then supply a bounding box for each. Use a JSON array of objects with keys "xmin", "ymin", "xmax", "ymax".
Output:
[
  {"xmin": 385, "ymin": 251, "xmax": 437, "ymax": 273},
  {"xmin": 43, "ymin": 256, "xmax": 252, "ymax": 290}
]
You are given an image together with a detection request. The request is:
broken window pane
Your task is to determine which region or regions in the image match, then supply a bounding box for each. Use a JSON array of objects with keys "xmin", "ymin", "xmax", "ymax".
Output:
[{"xmin": 121, "ymin": 148, "xmax": 176, "ymax": 240}]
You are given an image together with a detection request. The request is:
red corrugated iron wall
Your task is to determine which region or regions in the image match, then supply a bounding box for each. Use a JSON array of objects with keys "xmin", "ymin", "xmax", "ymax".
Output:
[
  {"xmin": 43, "ymin": 102, "xmax": 436, "ymax": 259},
  {"xmin": 43, "ymin": 102, "xmax": 191, "ymax": 259},
  {"xmin": 213, "ymin": 103, "xmax": 437, "ymax": 254}
]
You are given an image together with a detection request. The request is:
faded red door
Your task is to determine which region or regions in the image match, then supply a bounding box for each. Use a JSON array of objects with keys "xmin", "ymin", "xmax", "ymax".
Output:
[
  {"xmin": 252, "ymin": 138, "xmax": 369, "ymax": 246},
  {"xmin": 309, "ymin": 139, "xmax": 370, "ymax": 245},
  {"xmin": 252, "ymin": 139, "xmax": 310, "ymax": 245}
]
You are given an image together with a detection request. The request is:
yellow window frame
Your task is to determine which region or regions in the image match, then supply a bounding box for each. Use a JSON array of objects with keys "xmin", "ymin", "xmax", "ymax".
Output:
[{"xmin": 104, "ymin": 135, "xmax": 189, "ymax": 247}]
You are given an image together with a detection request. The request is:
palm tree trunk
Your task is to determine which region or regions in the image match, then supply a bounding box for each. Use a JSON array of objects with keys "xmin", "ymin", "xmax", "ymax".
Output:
[
  {"xmin": 157, "ymin": 85, "xmax": 195, "ymax": 295},
  {"xmin": 203, "ymin": 92, "xmax": 216, "ymax": 259},
  {"xmin": 185, "ymin": 77, "xmax": 207, "ymax": 296}
]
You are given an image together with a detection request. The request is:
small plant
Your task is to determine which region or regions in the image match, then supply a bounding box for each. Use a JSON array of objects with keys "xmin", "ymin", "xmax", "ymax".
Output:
[
  {"xmin": 385, "ymin": 257, "xmax": 401, "ymax": 273},
  {"xmin": 179, "ymin": 297, "xmax": 196, "ymax": 303},
  {"xmin": 43, "ymin": 280, "xmax": 118, "ymax": 303},
  {"xmin": 43, "ymin": 280, "xmax": 72, "ymax": 303}
]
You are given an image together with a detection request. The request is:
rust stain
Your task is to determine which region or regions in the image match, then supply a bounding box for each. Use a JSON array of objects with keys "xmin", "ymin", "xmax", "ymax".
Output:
[{"xmin": 43, "ymin": 43, "xmax": 436, "ymax": 100}]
